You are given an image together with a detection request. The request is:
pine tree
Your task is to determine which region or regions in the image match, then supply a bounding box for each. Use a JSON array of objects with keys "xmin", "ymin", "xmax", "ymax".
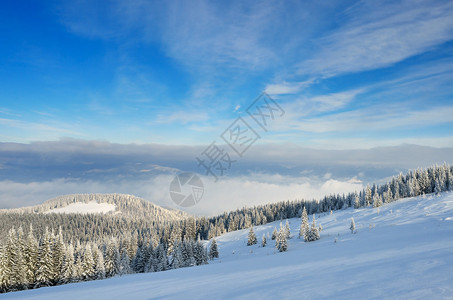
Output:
[
  {"xmin": 24, "ymin": 224, "xmax": 38, "ymax": 287},
  {"xmin": 305, "ymin": 215, "xmax": 320, "ymax": 242},
  {"xmin": 61, "ymin": 244, "xmax": 75, "ymax": 283},
  {"xmin": 132, "ymin": 246, "xmax": 145, "ymax": 273},
  {"xmin": 0, "ymin": 246, "xmax": 10, "ymax": 293},
  {"xmin": 94, "ymin": 248, "xmax": 106, "ymax": 280},
  {"xmin": 119, "ymin": 252, "xmax": 132, "ymax": 275},
  {"xmin": 209, "ymin": 239, "xmax": 219, "ymax": 259},
  {"xmin": 261, "ymin": 234, "xmax": 267, "ymax": 247},
  {"xmin": 271, "ymin": 228, "xmax": 277, "ymax": 240},
  {"xmin": 104, "ymin": 238, "xmax": 120, "ymax": 277},
  {"xmin": 81, "ymin": 244, "xmax": 96, "ymax": 281},
  {"xmin": 73, "ymin": 254, "xmax": 83, "ymax": 282},
  {"xmin": 193, "ymin": 240, "xmax": 207, "ymax": 266},
  {"xmin": 152, "ymin": 244, "xmax": 168, "ymax": 271},
  {"xmin": 350, "ymin": 217, "xmax": 356, "ymax": 234},
  {"xmin": 373, "ymin": 192, "xmax": 383, "ymax": 208},
  {"xmin": 13, "ymin": 227, "xmax": 27, "ymax": 290},
  {"xmin": 275, "ymin": 225, "xmax": 287, "ymax": 252},
  {"xmin": 382, "ymin": 185, "xmax": 392, "ymax": 204},
  {"xmin": 300, "ymin": 207, "xmax": 309, "ymax": 240},
  {"xmin": 171, "ymin": 243, "xmax": 185, "ymax": 268},
  {"xmin": 435, "ymin": 179, "xmax": 442, "ymax": 195},
  {"xmin": 365, "ymin": 185, "xmax": 372, "ymax": 206},
  {"xmin": 167, "ymin": 225, "xmax": 181, "ymax": 256},
  {"xmin": 180, "ymin": 240, "xmax": 196, "ymax": 268},
  {"xmin": 247, "ymin": 227, "xmax": 257, "ymax": 246},
  {"xmin": 285, "ymin": 220, "xmax": 291, "ymax": 239},
  {"xmin": 36, "ymin": 228, "xmax": 54, "ymax": 287},
  {"xmin": 51, "ymin": 227, "xmax": 65, "ymax": 285},
  {"xmin": 354, "ymin": 192, "xmax": 360, "ymax": 209}
]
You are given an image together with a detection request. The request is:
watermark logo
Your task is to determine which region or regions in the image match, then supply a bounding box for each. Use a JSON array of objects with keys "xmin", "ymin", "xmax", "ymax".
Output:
[
  {"xmin": 169, "ymin": 92, "xmax": 284, "ymax": 207},
  {"xmin": 169, "ymin": 172, "xmax": 204, "ymax": 207}
]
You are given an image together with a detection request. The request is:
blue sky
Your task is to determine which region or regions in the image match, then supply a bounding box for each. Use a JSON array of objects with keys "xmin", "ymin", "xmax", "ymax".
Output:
[{"xmin": 1, "ymin": 0, "xmax": 453, "ymax": 148}]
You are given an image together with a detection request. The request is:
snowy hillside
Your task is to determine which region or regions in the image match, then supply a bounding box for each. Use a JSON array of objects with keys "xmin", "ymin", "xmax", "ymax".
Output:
[
  {"xmin": 0, "ymin": 193, "xmax": 189, "ymax": 221},
  {"xmin": 4, "ymin": 192, "xmax": 453, "ymax": 299}
]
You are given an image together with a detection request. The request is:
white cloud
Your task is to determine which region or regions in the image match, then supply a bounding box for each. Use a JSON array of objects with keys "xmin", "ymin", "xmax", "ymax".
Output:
[
  {"xmin": 299, "ymin": 1, "xmax": 453, "ymax": 77},
  {"xmin": 265, "ymin": 82, "xmax": 307, "ymax": 95},
  {"xmin": 155, "ymin": 110, "xmax": 209, "ymax": 125},
  {"xmin": 288, "ymin": 105, "xmax": 453, "ymax": 134}
]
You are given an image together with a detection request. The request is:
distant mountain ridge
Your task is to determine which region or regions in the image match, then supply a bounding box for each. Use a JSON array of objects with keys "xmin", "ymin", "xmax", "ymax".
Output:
[{"xmin": 0, "ymin": 193, "xmax": 189, "ymax": 222}]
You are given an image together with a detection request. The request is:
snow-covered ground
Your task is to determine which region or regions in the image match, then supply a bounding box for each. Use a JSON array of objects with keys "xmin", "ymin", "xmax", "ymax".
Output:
[
  {"xmin": 44, "ymin": 201, "xmax": 116, "ymax": 214},
  {"xmin": 5, "ymin": 192, "xmax": 453, "ymax": 299}
]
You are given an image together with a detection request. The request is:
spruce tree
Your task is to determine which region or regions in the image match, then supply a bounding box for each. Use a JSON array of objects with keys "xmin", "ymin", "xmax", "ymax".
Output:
[
  {"xmin": 51, "ymin": 228, "xmax": 65, "ymax": 285},
  {"xmin": 305, "ymin": 216, "xmax": 320, "ymax": 242},
  {"xmin": 0, "ymin": 246, "xmax": 10, "ymax": 293},
  {"xmin": 119, "ymin": 252, "xmax": 132, "ymax": 275},
  {"xmin": 104, "ymin": 238, "xmax": 120, "ymax": 277},
  {"xmin": 354, "ymin": 192, "xmax": 360, "ymax": 209},
  {"xmin": 275, "ymin": 225, "xmax": 287, "ymax": 252},
  {"xmin": 247, "ymin": 227, "xmax": 257, "ymax": 246},
  {"xmin": 94, "ymin": 248, "xmax": 106, "ymax": 280},
  {"xmin": 36, "ymin": 228, "xmax": 54, "ymax": 287},
  {"xmin": 365, "ymin": 185, "xmax": 372, "ymax": 206},
  {"xmin": 61, "ymin": 244, "xmax": 75, "ymax": 283},
  {"xmin": 81, "ymin": 244, "xmax": 96, "ymax": 281},
  {"xmin": 285, "ymin": 220, "xmax": 291, "ymax": 239},
  {"xmin": 171, "ymin": 243, "xmax": 184, "ymax": 268},
  {"xmin": 300, "ymin": 207, "xmax": 309, "ymax": 240},
  {"xmin": 350, "ymin": 217, "xmax": 356, "ymax": 234},
  {"xmin": 261, "ymin": 234, "xmax": 267, "ymax": 247},
  {"xmin": 209, "ymin": 239, "xmax": 219, "ymax": 259},
  {"xmin": 271, "ymin": 228, "xmax": 277, "ymax": 240},
  {"xmin": 132, "ymin": 246, "xmax": 145, "ymax": 273},
  {"xmin": 24, "ymin": 224, "xmax": 38, "ymax": 287}
]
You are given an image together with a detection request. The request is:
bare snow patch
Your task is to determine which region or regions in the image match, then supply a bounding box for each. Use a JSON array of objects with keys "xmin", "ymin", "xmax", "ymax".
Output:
[{"xmin": 44, "ymin": 201, "xmax": 116, "ymax": 214}]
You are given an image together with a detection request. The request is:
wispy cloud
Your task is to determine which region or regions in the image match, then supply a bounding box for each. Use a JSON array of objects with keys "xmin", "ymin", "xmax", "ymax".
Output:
[
  {"xmin": 0, "ymin": 117, "xmax": 83, "ymax": 140},
  {"xmin": 283, "ymin": 105, "xmax": 453, "ymax": 134},
  {"xmin": 265, "ymin": 80, "xmax": 315, "ymax": 95},
  {"xmin": 155, "ymin": 110, "xmax": 210, "ymax": 125},
  {"xmin": 299, "ymin": 0, "xmax": 453, "ymax": 77}
]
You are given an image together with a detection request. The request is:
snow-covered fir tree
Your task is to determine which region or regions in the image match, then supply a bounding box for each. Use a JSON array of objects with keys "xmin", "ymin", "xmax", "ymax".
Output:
[
  {"xmin": 305, "ymin": 216, "xmax": 320, "ymax": 242},
  {"xmin": 300, "ymin": 207, "xmax": 309, "ymax": 240},
  {"xmin": 24, "ymin": 224, "xmax": 38, "ymax": 287},
  {"xmin": 365, "ymin": 185, "xmax": 372, "ymax": 206},
  {"xmin": 119, "ymin": 252, "xmax": 132, "ymax": 275},
  {"xmin": 81, "ymin": 244, "xmax": 96, "ymax": 281},
  {"xmin": 285, "ymin": 220, "xmax": 291, "ymax": 239},
  {"xmin": 209, "ymin": 239, "xmax": 219, "ymax": 259},
  {"xmin": 247, "ymin": 227, "xmax": 257, "ymax": 246},
  {"xmin": 171, "ymin": 242, "xmax": 184, "ymax": 268},
  {"xmin": 354, "ymin": 192, "xmax": 360, "ymax": 209},
  {"xmin": 35, "ymin": 228, "xmax": 54, "ymax": 287},
  {"xmin": 104, "ymin": 238, "xmax": 121, "ymax": 277},
  {"xmin": 261, "ymin": 234, "xmax": 267, "ymax": 247},
  {"xmin": 350, "ymin": 217, "xmax": 356, "ymax": 234},
  {"xmin": 275, "ymin": 224, "xmax": 288, "ymax": 252},
  {"xmin": 271, "ymin": 228, "xmax": 277, "ymax": 240}
]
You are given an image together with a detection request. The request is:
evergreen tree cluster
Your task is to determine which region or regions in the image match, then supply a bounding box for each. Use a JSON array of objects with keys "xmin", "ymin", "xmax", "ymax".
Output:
[{"xmin": 0, "ymin": 226, "xmax": 209, "ymax": 293}]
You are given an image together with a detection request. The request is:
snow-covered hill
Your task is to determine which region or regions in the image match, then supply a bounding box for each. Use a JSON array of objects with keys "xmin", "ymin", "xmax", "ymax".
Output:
[
  {"xmin": 4, "ymin": 192, "xmax": 453, "ymax": 299},
  {"xmin": 0, "ymin": 194, "xmax": 189, "ymax": 221}
]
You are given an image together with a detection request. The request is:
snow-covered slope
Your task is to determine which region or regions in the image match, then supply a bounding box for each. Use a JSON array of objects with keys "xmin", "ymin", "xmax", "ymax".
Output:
[
  {"xmin": 43, "ymin": 201, "xmax": 116, "ymax": 214},
  {"xmin": 4, "ymin": 192, "xmax": 453, "ymax": 299}
]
